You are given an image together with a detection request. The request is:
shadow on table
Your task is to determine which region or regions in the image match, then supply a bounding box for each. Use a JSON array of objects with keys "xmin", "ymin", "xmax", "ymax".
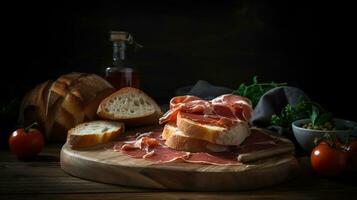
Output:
[{"xmin": 17, "ymin": 154, "xmax": 59, "ymax": 162}]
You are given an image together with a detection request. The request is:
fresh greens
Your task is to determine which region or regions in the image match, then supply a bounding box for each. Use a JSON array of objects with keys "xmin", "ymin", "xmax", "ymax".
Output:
[
  {"xmin": 233, "ymin": 76, "xmax": 287, "ymax": 107},
  {"xmin": 310, "ymin": 106, "xmax": 319, "ymax": 126},
  {"xmin": 233, "ymin": 76, "xmax": 334, "ymax": 130},
  {"xmin": 315, "ymin": 112, "xmax": 333, "ymax": 127},
  {"xmin": 309, "ymin": 106, "xmax": 333, "ymax": 128},
  {"xmin": 271, "ymin": 97, "xmax": 311, "ymax": 128},
  {"xmin": 271, "ymin": 97, "xmax": 333, "ymax": 130}
]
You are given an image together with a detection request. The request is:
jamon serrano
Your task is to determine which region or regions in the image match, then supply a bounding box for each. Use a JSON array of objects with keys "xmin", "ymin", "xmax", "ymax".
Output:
[
  {"xmin": 160, "ymin": 96, "xmax": 209, "ymax": 124},
  {"xmin": 160, "ymin": 94, "xmax": 251, "ymax": 147},
  {"xmin": 211, "ymin": 94, "xmax": 253, "ymax": 121},
  {"xmin": 114, "ymin": 131, "xmax": 190, "ymax": 163},
  {"xmin": 113, "ymin": 128, "xmax": 292, "ymax": 165},
  {"xmin": 113, "ymin": 94, "xmax": 293, "ymax": 165},
  {"xmin": 159, "ymin": 94, "xmax": 253, "ymax": 125}
]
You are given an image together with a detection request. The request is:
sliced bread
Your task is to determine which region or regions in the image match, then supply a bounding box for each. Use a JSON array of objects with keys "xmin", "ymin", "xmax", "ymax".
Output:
[
  {"xmin": 67, "ymin": 120, "xmax": 124, "ymax": 148},
  {"xmin": 176, "ymin": 112, "xmax": 250, "ymax": 146},
  {"xmin": 97, "ymin": 87, "xmax": 163, "ymax": 126},
  {"xmin": 162, "ymin": 123, "xmax": 229, "ymax": 152}
]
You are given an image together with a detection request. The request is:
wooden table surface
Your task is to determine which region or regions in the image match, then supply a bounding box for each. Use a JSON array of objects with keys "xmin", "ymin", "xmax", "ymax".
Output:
[{"xmin": 1, "ymin": 144, "xmax": 356, "ymax": 200}]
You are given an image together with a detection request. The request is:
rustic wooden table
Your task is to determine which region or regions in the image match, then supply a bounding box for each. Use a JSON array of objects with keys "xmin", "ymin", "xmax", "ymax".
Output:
[{"xmin": 1, "ymin": 144, "xmax": 356, "ymax": 200}]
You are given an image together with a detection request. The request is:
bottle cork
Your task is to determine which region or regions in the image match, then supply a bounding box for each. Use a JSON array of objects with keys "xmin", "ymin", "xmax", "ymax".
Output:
[{"xmin": 110, "ymin": 31, "xmax": 128, "ymax": 42}]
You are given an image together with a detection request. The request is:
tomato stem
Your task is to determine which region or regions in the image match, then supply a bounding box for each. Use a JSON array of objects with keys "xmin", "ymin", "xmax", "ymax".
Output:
[
  {"xmin": 24, "ymin": 122, "xmax": 39, "ymax": 133},
  {"xmin": 314, "ymin": 137, "xmax": 323, "ymax": 146}
]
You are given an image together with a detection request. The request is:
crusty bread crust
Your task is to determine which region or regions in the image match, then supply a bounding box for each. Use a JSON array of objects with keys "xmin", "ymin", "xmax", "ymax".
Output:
[
  {"xmin": 18, "ymin": 80, "xmax": 53, "ymax": 134},
  {"xmin": 176, "ymin": 112, "xmax": 250, "ymax": 145},
  {"xmin": 46, "ymin": 74, "xmax": 115, "ymax": 141},
  {"xmin": 163, "ymin": 123, "xmax": 229, "ymax": 152},
  {"xmin": 67, "ymin": 121, "xmax": 124, "ymax": 149},
  {"xmin": 97, "ymin": 87, "xmax": 163, "ymax": 126},
  {"xmin": 19, "ymin": 72, "xmax": 115, "ymax": 142}
]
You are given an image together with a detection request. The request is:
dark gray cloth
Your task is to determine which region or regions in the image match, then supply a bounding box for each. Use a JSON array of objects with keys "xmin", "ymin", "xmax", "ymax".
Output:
[
  {"xmin": 250, "ymin": 86, "xmax": 309, "ymax": 135},
  {"xmin": 175, "ymin": 80, "xmax": 233, "ymax": 100},
  {"xmin": 250, "ymin": 86, "xmax": 309, "ymax": 126}
]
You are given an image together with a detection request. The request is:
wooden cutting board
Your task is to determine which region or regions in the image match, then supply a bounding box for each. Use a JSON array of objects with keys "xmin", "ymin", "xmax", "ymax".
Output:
[{"xmin": 60, "ymin": 128, "xmax": 299, "ymax": 191}]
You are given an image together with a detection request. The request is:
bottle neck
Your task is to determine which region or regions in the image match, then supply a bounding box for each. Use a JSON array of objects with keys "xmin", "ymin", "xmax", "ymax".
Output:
[{"xmin": 113, "ymin": 41, "xmax": 126, "ymax": 67}]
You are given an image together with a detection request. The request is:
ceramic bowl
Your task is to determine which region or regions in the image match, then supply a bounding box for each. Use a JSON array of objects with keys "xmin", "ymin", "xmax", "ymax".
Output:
[{"xmin": 292, "ymin": 118, "xmax": 357, "ymax": 151}]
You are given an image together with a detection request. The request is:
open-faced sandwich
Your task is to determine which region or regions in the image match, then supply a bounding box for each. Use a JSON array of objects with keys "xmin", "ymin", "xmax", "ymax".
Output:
[
  {"xmin": 160, "ymin": 95, "xmax": 252, "ymax": 152},
  {"xmin": 113, "ymin": 94, "xmax": 294, "ymax": 165}
]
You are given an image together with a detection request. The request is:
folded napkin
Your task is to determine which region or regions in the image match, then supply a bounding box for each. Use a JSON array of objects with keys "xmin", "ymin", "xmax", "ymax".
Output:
[{"xmin": 250, "ymin": 86, "xmax": 309, "ymax": 136}]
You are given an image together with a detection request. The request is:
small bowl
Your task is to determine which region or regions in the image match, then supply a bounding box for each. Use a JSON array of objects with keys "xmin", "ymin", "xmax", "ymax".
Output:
[{"xmin": 292, "ymin": 118, "xmax": 357, "ymax": 151}]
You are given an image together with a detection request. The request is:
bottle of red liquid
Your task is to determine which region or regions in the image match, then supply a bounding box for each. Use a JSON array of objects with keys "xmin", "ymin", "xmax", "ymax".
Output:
[{"xmin": 105, "ymin": 31, "xmax": 141, "ymax": 89}]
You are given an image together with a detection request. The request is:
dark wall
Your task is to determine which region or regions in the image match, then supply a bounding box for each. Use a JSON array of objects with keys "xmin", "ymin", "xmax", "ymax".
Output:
[{"xmin": 2, "ymin": 1, "xmax": 356, "ymax": 128}]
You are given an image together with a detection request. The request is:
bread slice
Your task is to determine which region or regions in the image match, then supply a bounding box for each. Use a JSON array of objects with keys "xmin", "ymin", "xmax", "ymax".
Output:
[
  {"xmin": 67, "ymin": 120, "xmax": 124, "ymax": 148},
  {"xmin": 163, "ymin": 123, "xmax": 229, "ymax": 152},
  {"xmin": 176, "ymin": 112, "xmax": 250, "ymax": 146},
  {"xmin": 97, "ymin": 87, "xmax": 163, "ymax": 126}
]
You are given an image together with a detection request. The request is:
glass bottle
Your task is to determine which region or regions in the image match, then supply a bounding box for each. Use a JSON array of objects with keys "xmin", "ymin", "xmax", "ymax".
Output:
[{"xmin": 105, "ymin": 31, "xmax": 140, "ymax": 89}]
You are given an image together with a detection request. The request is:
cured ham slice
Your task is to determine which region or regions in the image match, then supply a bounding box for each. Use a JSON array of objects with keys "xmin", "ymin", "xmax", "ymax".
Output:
[
  {"xmin": 240, "ymin": 128, "xmax": 277, "ymax": 145},
  {"xmin": 113, "ymin": 128, "xmax": 289, "ymax": 165},
  {"xmin": 114, "ymin": 131, "xmax": 189, "ymax": 163},
  {"xmin": 143, "ymin": 146, "xmax": 190, "ymax": 163},
  {"xmin": 159, "ymin": 94, "xmax": 252, "ymax": 124},
  {"xmin": 160, "ymin": 98, "xmax": 210, "ymax": 124},
  {"xmin": 114, "ymin": 141, "xmax": 147, "ymax": 158},
  {"xmin": 159, "ymin": 96, "xmax": 204, "ymax": 124},
  {"xmin": 169, "ymin": 95, "xmax": 202, "ymax": 109},
  {"xmin": 211, "ymin": 94, "xmax": 253, "ymax": 121}
]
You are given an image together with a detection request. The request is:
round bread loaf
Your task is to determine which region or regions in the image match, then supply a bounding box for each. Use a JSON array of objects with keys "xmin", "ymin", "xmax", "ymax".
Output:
[{"xmin": 18, "ymin": 72, "xmax": 115, "ymax": 141}]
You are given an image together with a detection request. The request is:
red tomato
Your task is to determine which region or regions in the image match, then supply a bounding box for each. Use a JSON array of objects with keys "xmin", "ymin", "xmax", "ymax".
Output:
[
  {"xmin": 311, "ymin": 141, "xmax": 349, "ymax": 176},
  {"xmin": 9, "ymin": 126, "xmax": 44, "ymax": 158}
]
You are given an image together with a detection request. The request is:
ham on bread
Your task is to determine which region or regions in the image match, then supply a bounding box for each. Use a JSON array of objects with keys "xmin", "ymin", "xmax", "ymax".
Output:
[{"xmin": 159, "ymin": 94, "xmax": 252, "ymax": 146}]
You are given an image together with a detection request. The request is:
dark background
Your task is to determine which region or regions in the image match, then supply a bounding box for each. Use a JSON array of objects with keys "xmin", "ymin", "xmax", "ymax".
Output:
[{"xmin": 1, "ymin": 1, "xmax": 355, "ymax": 134}]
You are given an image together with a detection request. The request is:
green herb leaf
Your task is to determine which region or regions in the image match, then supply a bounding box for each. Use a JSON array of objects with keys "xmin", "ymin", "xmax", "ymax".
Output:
[
  {"xmin": 270, "ymin": 96, "xmax": 333, "ymax": 130},
  {"xmin": 271, "ymin": 114, "xmax": 282, "ymax": 125},
  {"xmin": 233, "ymin": 76, "xmax": 287, "ymax": 107},
  {"xmin": 237, "ymin": 83, "xmax": 247, "ymax": 96},
  {"xmin": 316, "ymin": 112, "xmax": 333, "ymax": 125},
  {"xmin": 310, "ymin": 106, "xmax": 319, "ymax": 126},
  {"xmin": 253, "ymin": 76, "xmax": 258, "ymax": 84}
]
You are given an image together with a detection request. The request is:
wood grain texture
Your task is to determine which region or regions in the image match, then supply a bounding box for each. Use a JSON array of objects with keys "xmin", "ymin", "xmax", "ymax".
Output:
[
  {"xmin": 2, "ymin": 144, "xmax": 357, "ymax": 200},
  {"xmin": 2, "ymin": 191, "xmax": 355, "ymax": 200},
  {"xmin": 60, "ymin": 141, "xmax": 299, "ymax": 191}
]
